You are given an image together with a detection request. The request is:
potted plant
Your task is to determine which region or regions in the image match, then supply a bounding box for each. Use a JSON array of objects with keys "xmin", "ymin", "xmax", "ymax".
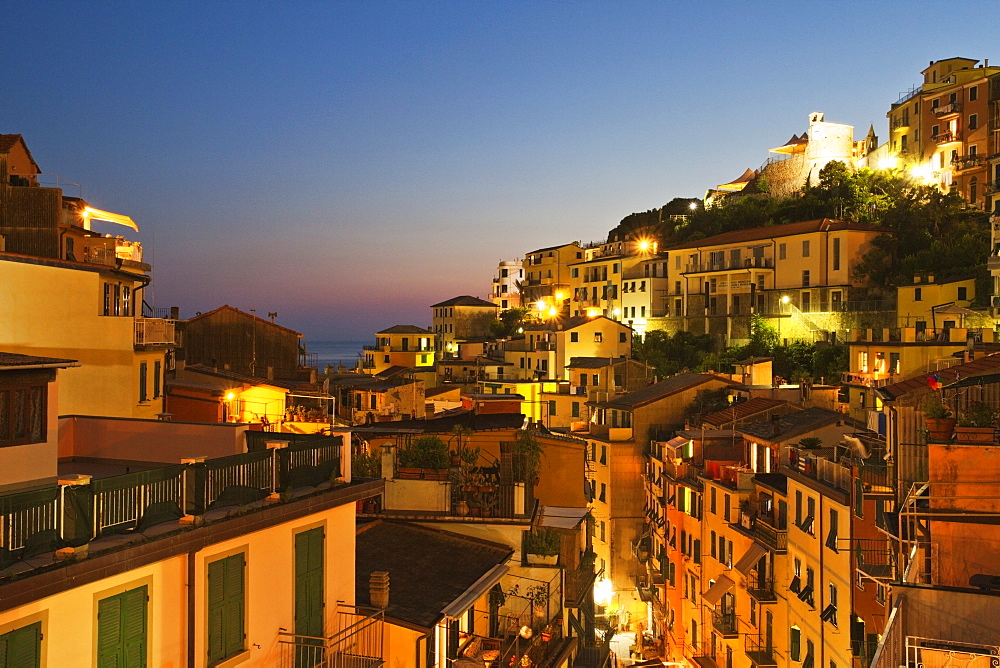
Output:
[
  {"xmin": 955, "ymin": 401, "xmax": 997, "ymax": 444},
  {"xmin": 525, "ymin": 584, "xmax": 549, "ymax": 617},
  {"xmin": 397, "ymin": 436, "xmax": 450, "ymax": 479},
  {"xmin": 923, "ymin": 396, "xmax": 955, "ymax": 442},
  {"xmin": 523, "ymin": 527, "xmax": 560, "ymax": 565},
  {"xmin": 798, "ymin": 437, "xmax": 822, "ymax": 450}
]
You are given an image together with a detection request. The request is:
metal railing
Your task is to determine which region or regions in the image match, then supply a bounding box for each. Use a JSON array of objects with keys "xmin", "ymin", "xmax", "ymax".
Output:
[
  {"xmin": 92, "ymin": 465, "xmax": 186, "ymax": 536},
  {"xmin": 0, "ymin": 487, "xmax": 60, "ymax": 551},
  {"xmin": 785, "ymin": 447, "xmax": 851, "ymax": 492},
  {"xmin": 744, "ymin": 633, "xmax": 777, "ymax": 666},
  {"xmin": 134, "ymin": 317, "xmax": 176, "ymax": 346},
  {"xmin": 712, "ymin": 610, "xmax": 738, "ymax": 637},
  {"xmin": 204, "ymin": 449, "xmax": 275, "ymax": 510},
  {"xmin": 753, "ymin": 517, "xmax": 787, "ymax": 552},
  {"xmin": 746, "ymin": 571, "xmax": 776, "ymax": 602},
  {"xmin": 277, "ymin": 605, "xmax": 384, "ymax": 668}
]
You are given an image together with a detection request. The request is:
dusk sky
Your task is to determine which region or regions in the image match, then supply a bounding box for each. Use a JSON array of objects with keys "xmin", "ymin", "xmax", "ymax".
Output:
[{"xmin": 6, "ymin": 2, "xmax": 1000, "ymax": 342}]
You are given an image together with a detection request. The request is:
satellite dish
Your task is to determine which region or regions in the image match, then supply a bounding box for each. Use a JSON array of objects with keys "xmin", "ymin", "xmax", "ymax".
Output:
[{"xmin": 841, "ymin": 435, "xmax": 869, "ymax": 459}]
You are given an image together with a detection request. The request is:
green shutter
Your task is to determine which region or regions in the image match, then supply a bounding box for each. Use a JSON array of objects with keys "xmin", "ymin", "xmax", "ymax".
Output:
[
  {"xmin": 295, "ymin": 528, "xmax": 325, "ymax": 638},
  {"xmin": 98, "ymin": 586, "xmax": 147, "ymax": 668},
  {"xmin": 0, "ymin": 622, "xmax": 41, "ymax": 668},
  {"xmin": 208, "ymin": 554, "xmax": 245, "ymax": 663}
]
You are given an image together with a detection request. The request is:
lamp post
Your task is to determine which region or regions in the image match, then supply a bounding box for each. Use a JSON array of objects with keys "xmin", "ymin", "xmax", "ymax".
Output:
[{"xmin": 779, "ymin": 295, "xmax": 790, "ymax": 343}]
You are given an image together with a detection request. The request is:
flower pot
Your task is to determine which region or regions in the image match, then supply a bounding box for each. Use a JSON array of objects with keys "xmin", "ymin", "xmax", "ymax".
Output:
[
  {"xmin": 396, "ymin": 467, "xmax": 422, "ymax": 479},
  {"xmin": 954, "ymin": 426, "xmax": 995, "ymax": 444},
  {"xmin": 455, "ymin": 500, "xmax": 469, "ymax": 516},
  {"xmin": 526, "ymin": 553, "xmax": 558, "ymax": 566},
  {"xmin": 422, "ymin": 468, "xmax": 449, "ymax": 481},
  {"xmin": 925, "ymin": 417, "xmax": 956, "ymax": 442}
]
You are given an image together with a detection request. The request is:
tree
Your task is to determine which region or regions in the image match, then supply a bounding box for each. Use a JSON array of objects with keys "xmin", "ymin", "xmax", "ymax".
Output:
[{"xmin": 490, "ymin": 306, "xmax": 530, "ymax": 338}]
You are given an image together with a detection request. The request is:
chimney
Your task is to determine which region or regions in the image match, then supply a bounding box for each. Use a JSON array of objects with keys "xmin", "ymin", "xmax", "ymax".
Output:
[
  {"xmin": 771, "ymin": 414, "xmax": 782, "ymax": 439},
  {"xmin": 913, "ymin": 275, "xmax": 921, "ymax": 284},
  {"xmin": 369, "ymin": 571, "xmax": 390, "ymax": 609},
  {"xmin": 170, "ymin": 306, "xmax": 180, "ymax": 319},
  {"xmin": 927, "ymin": 273, "xmax": 935, "ymax": 284}
]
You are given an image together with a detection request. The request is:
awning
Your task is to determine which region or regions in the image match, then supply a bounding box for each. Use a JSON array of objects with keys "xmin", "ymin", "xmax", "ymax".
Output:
[
  {"xmin": 440, "ymin": 564, "xmax": 509, "ymax": 619},
  {"xmin": 734, "ymin": 542, "xmax": 768, "ymax": 576},
  {"xmin": 702, "ymin": 574, "xmax": 735, "ymax": 606},
  {"xmin": 82, "ymin": 206, "xmax": 139, "ymax": 231}
]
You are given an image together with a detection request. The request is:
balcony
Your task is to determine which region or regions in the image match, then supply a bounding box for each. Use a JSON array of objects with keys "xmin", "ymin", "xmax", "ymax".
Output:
[
  {"xmin": 952, "ymin": 154, "xmax": 984, "ymax": 171},
  {"xmin": 753, "ymin": 516, "xmax": 787, "ymax": 553},
  {"xmin": 933, "ymin": 130, "xmax": 961, "ymax": 145},
  {"xmin": 785, "ymin": 446, "xmax": 852, "ymax": 493},
  {"xmin": 841, "ymin": 371, "xmax": 894, "ymax": 389},
  {"xmin": 854, "ymin": 537, "xmax": 896, "ymax": 580},
  {"xmin": 277, "ymin": 604, "xmax": 384, "ymax": 668},
  {"xmin": 984, "ymin": 179, "xmax": 1000, "ymax": 195},
  {"xmin": 134, "ymin": 317, "xmax": 176, "ymax": 347},
  {"xmin": 746, "ymin": 571, "xmax": 777, "ymax": 603},
  {"xmin": 712, "ymin": 609, "xmax": 739, "ymax": 638},
  {"xmin": 744, "ymin": 633, "xmax": 777, "ymax": 667},
  {"xmin": 891, "ymin": 117, "xmax": 910, "ymax": 132},
  {"xmin": 934, "ymin": 102, "xmax": 961, "ymax": 117},
  {"xmin": 81, "ymin": 236, "xmax": 145, "ymax": 268},
  {"xmin": 683, "ymin": 256, "xmax": 773, "ymax": 274}
]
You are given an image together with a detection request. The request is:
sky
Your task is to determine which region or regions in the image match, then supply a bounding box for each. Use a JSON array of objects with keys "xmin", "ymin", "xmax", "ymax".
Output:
[{"xmin": 5, "ymin": 1, "xmax": 1000, "ymax": 342}]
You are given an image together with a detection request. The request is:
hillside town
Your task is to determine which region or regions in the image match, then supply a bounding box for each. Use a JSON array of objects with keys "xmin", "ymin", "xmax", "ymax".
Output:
[{"xmin": 1, "ymin": 55, "xmax": 999, "ymax": 668}]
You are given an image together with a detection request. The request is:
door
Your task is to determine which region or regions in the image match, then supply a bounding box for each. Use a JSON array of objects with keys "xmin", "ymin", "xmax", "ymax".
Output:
[{"xmin": 295, "ymin": 527, "xmax": 325, "ymax": 666}]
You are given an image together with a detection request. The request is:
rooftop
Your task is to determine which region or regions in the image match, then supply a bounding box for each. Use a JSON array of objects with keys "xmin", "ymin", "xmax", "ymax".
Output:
[
  {"xmin": 877, "ymin": 353, "xmax": 1000, "ymax": 400},
  {"xmin": 598, "ymin": 373, "xmax": 738, "ymax": 410},
  {"xmin": 0, "ymin": 352, "xmax": 78, "ymax": 369},
  {"xmin": 665, "ymin": 219, "xmax": 888, "ymax": 251},
  {"xmin": 377, "ymin": 324, "xmax": 432, "ymax": 335},
  {"xmin": 431, "ymin": 295, "xmax": 497, "ymax": 308},
  {"xmin": 355, "ymin": 520, "xmax": 513, "ymax": 630},
  {"xmin": 738, "ymin": 406, "xmax": 849, "ymax": 443},
  {"xmin": 701, "ymin": 398, "xmax": 793, "ymax": 428}
]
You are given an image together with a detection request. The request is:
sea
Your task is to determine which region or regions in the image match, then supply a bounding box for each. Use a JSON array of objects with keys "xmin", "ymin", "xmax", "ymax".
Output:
[{"xmin": 304, "ymin": 340, "xmax": 368, "ymax": 372}]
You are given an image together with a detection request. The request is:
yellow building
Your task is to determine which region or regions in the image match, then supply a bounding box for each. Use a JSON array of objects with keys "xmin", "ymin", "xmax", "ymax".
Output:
[
  {"xmin": 361, "ymin": 325, "xmax": 435, "ymax": 375},
  {"xmin": 0, "ymin": 134, "xmax": 175, "ymax": 420},
  {"xmin": 895, "ymin": 275, "xmax": 977, "ymax": 327},
  {"xmin": 521, "ymin": 242, "xmax": 583, "ymax": 315},
  {"xmin": 663, "ymin": 219, "xmax": 886, "ymax": 345},
  {"xmin": 431, "ymin": 296, "xmax": 498, "ymax": 358},
  {"xmin": 886, "ymin": 58, "xmax": 1000, "ymax": 210},
  {"xmin": 507, "ymin": 315, "xmax": 633, "ymax": 382},
  {"xmin": 0, "ymin": 396, "xmax": 382, "ymax": 667}
]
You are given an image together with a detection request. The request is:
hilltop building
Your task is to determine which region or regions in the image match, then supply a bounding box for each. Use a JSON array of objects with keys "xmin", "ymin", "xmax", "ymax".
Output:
[
  {"xmin": 432, "ymin": 296, "xmax": 498, "ymax": 358},
  {"xmin": 491, "ymin": 258, "xmax": 524, "ymax": 310}
]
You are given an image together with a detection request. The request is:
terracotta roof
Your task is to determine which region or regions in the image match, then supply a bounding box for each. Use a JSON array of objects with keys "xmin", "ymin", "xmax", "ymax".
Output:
[
  {"xmin": 701, "ymin": 398, "xmax": 795, "ymax": 428},
  {"xmin": 0, "ymin": 352, "xmax": 78, "ymax": 369},
  {"xmin": 377, "ymin": 325, "xmax": 432, "ymax": 335},
  {"xmin": 597, "ymin": 373, "xmax": 739, "ymax": 410},
  {"xmin": 526, "ymin": 242, "xmax": 579, "ymax": 255},
  {"xmin": 355, "ymin": 521, "xmax": 513, "ymax": 630},
  {"xmin": 737, "ymin": 407, "xmax": 849, "ymax": 443},
  {"xmin": 184, "ymin": 305, "xmax": 302, "ymax": 337},
  {"xmin": 524, "ymin": 314, "xmax": 631, "ymax": 333},
  {"xmin": 431, "ymin": 295, "xmax": 497, "ymax": 308},
  {"xmin": 665, "ymin": 219, "xmax": 889, "ymax": 252},
  {"xmin": 567, "ymin": 356, "xmax": 624, "ymax": 369},
  {"xmin": 877, "ymin": 353, "xmax": 1000, "ymax": 400},
  {"xmin": 181, "ymin": 363, "xmax": 303, "ymax": 390},
  {"xmin": 351, "ymin": 412, "xmax": 526, "ymax": 434}
]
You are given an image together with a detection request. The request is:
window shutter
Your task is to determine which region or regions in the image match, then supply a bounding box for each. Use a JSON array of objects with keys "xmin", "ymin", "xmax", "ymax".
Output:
[
  {"xmin": 1, "ymin": 622, "xmax": 41, "ymax": 668},
  {"xmin": 98, "ymin": 596, "xmax": 123, "ymax": 666},
  {"xmin": 296, "ymin": 528, "xmax": 325, "ymax": 639},
  {"xmin": 123, "ymin": 586, "xmax": 148, "ymax": 667},
  {"xmin": 224, "ymin": 555, "xmax": 246, "ymax": 658},
  {"xmin": 208, "ymin": 559, "xmax": 227, "ymax": 662}
]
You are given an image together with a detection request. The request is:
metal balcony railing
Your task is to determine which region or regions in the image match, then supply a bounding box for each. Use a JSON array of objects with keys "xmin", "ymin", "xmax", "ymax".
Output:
[
  {"xmin": 712, "ymin": 610, "xmax": 738, "ymax": 637},
  {"xmin": 277, "ymin": 605, "xmax": 384, "ymax": 668},
  {"xmin": 134, "ymin": 317, "xmax": 176, "ymax": 346},
  {"xmin": 753, "ymin": 516, "xmax": 787, "ymax": 552},
  {"xmin": 744, "ymin": 633, "xmax": 777, "ymax": 667}
]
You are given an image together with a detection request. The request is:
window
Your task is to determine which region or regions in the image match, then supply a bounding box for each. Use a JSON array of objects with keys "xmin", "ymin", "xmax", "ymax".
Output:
[
  {"xmin": 98, "ymin": 585, "xmax": 148, "ymax": 667},
  {"xmin": 122, "ymin": 286, "xmax": 131, "ymax": 316},
  {"xmin": 914, "ymin": 287, "xmax": 922, "ymax": 301},
  {"xmin": 802, "ymin": 240, "xmax": 810, "ymax": 257},
  {"xmin": 594, "ymin": 332, "xmax": 602, "ymax": 343},
  {"xmin": 832, "ymin": 237, "xmax": 841, "ymax": 271},
  {"xmin": 613, "ymin": 263, "xmax": 619, "ymax": 274},
  {"xmin": 599, "ymin": 483, "xmax": 606, "ymax": 503},
  {"xmin": 0, "ymin": 621, "xmax": 41, "ymax": 667},
  {"xmin": 619, "ymin": 332, "xmax": 627, "ymax": 343},
  {"xmin": 826, "ymin": 509, "xmax": 839, "ymax": 551},
  {"xmin": 779, "ymin": 243, "xmax": 787, "ymax": 260},
  {"xmin": 804, "ymin": 640, "xmax": 815, "ymax": 668},
  {"xmin": 639, "ymin": 280, "xmax": 646, "ymax": 292},
  {"xmin": 570, "ymin": 332, "xmax": 579, "ymax": 343},
  {"xmin": 571, "ymin": 402, "xmax": 580, "ymax": 418},
  {"xmin": 723, "ymin": 493, "xmax": 731, "ymax": 521},
  {"xmin": 710, "ymin": 530, "xmax": 717, "ymax": 557},
  {"xmin": 0, "ymin": 383, "xmax": 46, "ymax": 447},
  {"xmin": 710, "ymin": 487, "xmax": 717, "ymax": 514},
  {"xmin": 958, "ymin": 286, "xmax": 968, "ymax": 301},
  {"xmin": 932, "ymin": 124, "xmax": 939, "ymax": 137},
  {"xmin": 970, "ymin": 85, "xmax": 979, "ymax": 101},
  {"xmin": 548, "ymin": 400, "xmax": 556, "ymax": 417},
  {"xmin": 153, "ymin": 361, "xmax": 162, "ymax": 399},
  {"xmin": 790, "ymin": 626, "xmax": 801, "ymax": 661},
  {"xmin": 802, "ymin": 270, "xmax": 810, "ymax": 287},
  {"xmin": 208, "ymin": 553, "xmax": 246, "ymax": 663},
  {"xmin": 795, "ymin": 490, "xmax": 803, "ymax": 526},
  {"xmin": 822, "ymin": 584, "xmax": 838, "ymax": 625},
  {"xmin": 138, "ymin": 362, "xmax": 148, "ymax": 403},
  {"xmin": 969, "ymin": 114, "xmax": 978, "ymax": 130}
]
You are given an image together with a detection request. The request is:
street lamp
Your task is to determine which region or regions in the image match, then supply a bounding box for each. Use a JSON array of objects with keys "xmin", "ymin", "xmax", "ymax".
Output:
[{"xmin": 779, "ymin": 295, "xmax": 790, "ymax": 341}]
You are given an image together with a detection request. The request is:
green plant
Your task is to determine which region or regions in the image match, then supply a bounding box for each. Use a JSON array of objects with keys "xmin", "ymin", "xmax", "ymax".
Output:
[
  {"xmin": 398, "ymin": 436, "xmax": 450, "ymax": 469},
  {"xmin": 524, "ymin": 527, "xmax": 560, "ymax": 556},
  {"xmin": 923, "ymin": 396, "xmax": 952, "ymax": 420},
  {"xmin": 798, "ymin": 437, "xmax": 823, "ymax": 450},
  {"xmin": 352, "ymin": 449, "xmax": 381, "ymax": 478},
  {"xmin": 525, "ymin": 584, "xmax": 549, "ymax": 607},
  {"xmin": 513, "ymin": 430, "xmax": 544, "ymax": 482},
  {"xmin": 958, "ymin": 401, "xmax": 997, "ymax": 428}
]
